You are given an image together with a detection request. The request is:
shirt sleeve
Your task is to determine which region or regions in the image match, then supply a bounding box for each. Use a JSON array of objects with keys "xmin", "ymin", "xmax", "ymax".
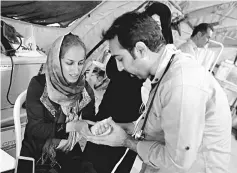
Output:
[
  {"xmin": 136, "ymin": 85, "xmax": 207, "ymax": 172},
  {"xmin": 26, "ymin": 77, "xmax": 55, "ymax": 140}
]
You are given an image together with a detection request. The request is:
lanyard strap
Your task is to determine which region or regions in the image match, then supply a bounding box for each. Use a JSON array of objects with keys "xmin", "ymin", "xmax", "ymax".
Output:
[{"xmin": 140, "ymin": 54, "xmax": 175, "ymax": 136}]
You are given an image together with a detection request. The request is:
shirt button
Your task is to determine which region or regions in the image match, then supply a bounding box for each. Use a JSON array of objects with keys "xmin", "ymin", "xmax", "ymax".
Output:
[{"xmin": 185, "ymin": 146, "xmax": 190, "ymax": 150}]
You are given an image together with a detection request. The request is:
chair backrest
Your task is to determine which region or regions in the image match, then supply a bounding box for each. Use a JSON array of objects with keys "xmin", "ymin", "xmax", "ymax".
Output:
[{"xmin": 13, "ymin": 90, "xmax": 27, "ymax": 157}]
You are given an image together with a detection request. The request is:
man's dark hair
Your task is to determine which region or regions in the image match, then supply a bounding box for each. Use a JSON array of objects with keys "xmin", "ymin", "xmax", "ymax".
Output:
[
  {"xmin": 102, "ymin": 11, "xmax": 165, "ymax": 52},
  {"xmin": 191, "ymin": 23, "xmax": 214, "ymax": 37}
]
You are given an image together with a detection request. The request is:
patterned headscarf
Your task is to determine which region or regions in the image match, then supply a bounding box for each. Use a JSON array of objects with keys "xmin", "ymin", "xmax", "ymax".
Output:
[{"xmin": 45, "ymin": 34, "xmax": 87, "ymax": 107}]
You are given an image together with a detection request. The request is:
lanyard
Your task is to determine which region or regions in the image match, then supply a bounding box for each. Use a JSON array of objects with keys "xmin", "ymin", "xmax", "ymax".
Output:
[{"xmin": 134, "ymin": 54, "xmax": 175, "ymax": 140}]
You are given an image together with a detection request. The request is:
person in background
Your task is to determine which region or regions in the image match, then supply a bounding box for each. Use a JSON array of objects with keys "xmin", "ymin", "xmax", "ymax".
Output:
[
  {"xmin": 84, "ymin": 11, "xmax": 232, "ymax": 173},
  {"xmin": 21, "ymin": 33, "xmax": 96, "ymax": 173},
  {"xmin": 178, "ymin": 23, "xmax": 214, "ymax": 62}
]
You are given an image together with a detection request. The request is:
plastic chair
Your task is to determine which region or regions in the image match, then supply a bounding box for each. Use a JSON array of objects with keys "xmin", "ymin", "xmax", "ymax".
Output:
[{"xmin": 13, "ymin": 90, "xmax": 27, "ymax": 157}]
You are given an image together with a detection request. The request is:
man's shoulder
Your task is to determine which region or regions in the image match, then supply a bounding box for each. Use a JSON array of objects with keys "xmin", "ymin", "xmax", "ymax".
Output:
[
  {"xmin": 174, "ymin": 53, "xmax": 204, "ymax": 71},
  {"xmin": 167, "ymin": 54, "xmax": 208, "ymax": 86},
  {"xmin": 178, "ymin": 40, "xmax": 193, "ymax": 49}
]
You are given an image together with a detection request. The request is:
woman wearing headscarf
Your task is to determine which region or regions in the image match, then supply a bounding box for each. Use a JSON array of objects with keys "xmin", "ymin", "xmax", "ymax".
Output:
[{"xmin": 20, "ymin": 33, "xmax": 96, "ymax": 173}]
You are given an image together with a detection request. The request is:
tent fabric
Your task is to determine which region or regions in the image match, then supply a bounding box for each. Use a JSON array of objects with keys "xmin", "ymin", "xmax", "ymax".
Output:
[
  {"xmin": 1, "ymin": 1, "xmax": 237, "ymax": 47},
  {"xmin": 1, "ymin": 1, "xmax": 102, "ymax": 27},
  {"xmin": 1, "ymin": 0, "xmax": 236, "ymax": 63}
]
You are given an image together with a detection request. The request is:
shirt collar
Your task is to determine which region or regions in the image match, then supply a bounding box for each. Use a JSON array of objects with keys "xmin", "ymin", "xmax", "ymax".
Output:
[
  {"xmin": 187, "ymin": 39, "xmax": 198, "ymax": 50},
  {"xmin": 151, "ymin": 44, "xmax": 180, "ymax": 84}
]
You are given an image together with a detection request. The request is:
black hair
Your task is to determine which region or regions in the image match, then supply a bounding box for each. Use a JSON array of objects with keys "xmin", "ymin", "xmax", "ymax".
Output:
[
  {"xmin": 59, "ymin": 33, "xmax": 86, "ymax": 59},
  {"xmin": 191, "ymin": 23, "xmax": 214, "ymax": 37},
  {"xmin": 102, "ymin": 11, "xmax": 165, "ymax": 52}
]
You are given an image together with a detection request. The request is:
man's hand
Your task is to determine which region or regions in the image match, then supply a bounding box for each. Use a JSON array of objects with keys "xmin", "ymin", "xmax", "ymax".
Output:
[
  {"xmin": 118, "ymin": 122, "xmax": 134, "ymax": 135},
  {"xmin": 118, "ymin": 117, "xmax": 145, "ymax": 135},
  {"xmin": 84, "ymin": 117, "xmax": 128, "ymax": 147}
]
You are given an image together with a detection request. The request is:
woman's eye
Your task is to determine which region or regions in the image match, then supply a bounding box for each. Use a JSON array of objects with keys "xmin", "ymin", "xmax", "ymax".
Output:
[
  {"xmin": 66, "ymin": 62, "xmax": 73, "ymax": 65},
  {"xmin": 78, "ymin": 61, "xmax": 84, "ymax": 65}
]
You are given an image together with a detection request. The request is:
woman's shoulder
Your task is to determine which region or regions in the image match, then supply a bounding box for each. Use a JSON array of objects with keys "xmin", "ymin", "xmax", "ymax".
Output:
[
  {"xmin": 27, "ymin": 74, "xmax": 46, "ymax": 97},
  {"xmin": 29, "ymin": 74, "xmax": 46, "ymax": 88}
]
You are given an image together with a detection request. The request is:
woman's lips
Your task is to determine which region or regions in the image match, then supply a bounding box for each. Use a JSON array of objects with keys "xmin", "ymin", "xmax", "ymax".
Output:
[{"xmin": 70, "ymin": 74, "xmax": 79, "ymax": 79}]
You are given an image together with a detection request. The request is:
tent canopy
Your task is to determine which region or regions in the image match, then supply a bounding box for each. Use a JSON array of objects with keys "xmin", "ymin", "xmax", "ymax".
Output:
[
  {"xmin": 1, "ymin": 1, "xmax": 237, "ymax": 50},
  {"xmin": 1, "ymin": 1, "xmax": 102, "ymax": 27}
]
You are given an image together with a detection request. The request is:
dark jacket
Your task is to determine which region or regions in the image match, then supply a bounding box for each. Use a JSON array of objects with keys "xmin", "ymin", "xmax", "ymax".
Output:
[
  {"xmin": 21, "ymin": 74, "xmax": 95, "ymax": 160},
  {"xmin": 84, "ymin": 57, "xmax": 143, "ymax": 173}
]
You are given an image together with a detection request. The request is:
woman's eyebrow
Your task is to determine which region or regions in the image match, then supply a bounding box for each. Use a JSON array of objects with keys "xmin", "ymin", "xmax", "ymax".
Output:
[
  {"xmin": 79, "ymin": 59, "xmax": 85, "ymax": 63},
  {"xmin": 65, "ymin": 58, "xmax": 74, "ymax": 62}
]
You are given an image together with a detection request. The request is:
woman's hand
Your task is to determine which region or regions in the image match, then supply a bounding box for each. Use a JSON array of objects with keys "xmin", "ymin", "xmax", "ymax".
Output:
[
  {"xmin": 66, "ymin": 120, "xmax": 95, "ymax": 133},
  {"xmin": 76, "ymin": 120, "xmax": 96, "ymax": 132},
  {"xmin": 70, "ymin": 120, "xmax": 96, "ymax": 140},
  {"xmin": 60, "ymin": 135, "xmax": 74, "ymax": 153},
  {"xmin": 43, "ymin": 138, "xmax": 61, "ymax": 157},
  {"xmin": 85, "ymin": 118, "xmax": 128, "ymax": 147}
]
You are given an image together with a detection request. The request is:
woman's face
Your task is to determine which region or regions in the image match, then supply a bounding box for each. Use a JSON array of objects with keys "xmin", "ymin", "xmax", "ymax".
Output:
[{"xmin": 61, "ymin": 45, "xmax": 85, "ymax": 83}]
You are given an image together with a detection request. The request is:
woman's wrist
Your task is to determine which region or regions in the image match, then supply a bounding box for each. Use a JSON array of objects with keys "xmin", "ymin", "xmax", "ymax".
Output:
[
  {"xmin": 67, "ymin": 120, "xmax": 89, "ymax": 133},
  {"xmin": 52, "ymin": 138, "xmax": 61, "ymax": 148}
]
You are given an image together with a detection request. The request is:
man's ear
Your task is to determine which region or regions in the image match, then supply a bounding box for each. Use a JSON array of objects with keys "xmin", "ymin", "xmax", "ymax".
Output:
[
  {"xmin": 134, "ymin": 41, "xmax": 148, "ymax": 59},
  {"xmin": 197, "ymin": 31, "xmax": 203, "ymax": 38}
]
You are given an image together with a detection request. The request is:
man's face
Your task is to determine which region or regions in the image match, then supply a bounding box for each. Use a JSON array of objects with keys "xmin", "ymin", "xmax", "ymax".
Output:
[
  {"xmin": 196, "ymin": 28, "xmax": 213, "ymax": 48},
  {"xmin": 109, "ymin": 36, "xmax": 149, "ymax": 79}
]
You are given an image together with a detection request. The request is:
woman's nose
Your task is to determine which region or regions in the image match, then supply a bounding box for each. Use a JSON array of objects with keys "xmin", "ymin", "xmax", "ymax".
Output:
[
  {"xmin": 72, "ymin": 64, "xmax": 81, "ymax": 74},
  {"xmin": 116, "ymin": 59, "xmax": 124, "ymax": 71}
]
